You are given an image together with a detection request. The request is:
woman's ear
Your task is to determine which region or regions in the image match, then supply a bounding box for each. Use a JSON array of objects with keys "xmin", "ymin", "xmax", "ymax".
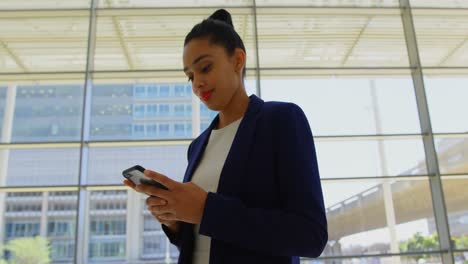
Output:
[{"xmin": 234, "ymin": 48, "xmax": 246, "ymax": 73}]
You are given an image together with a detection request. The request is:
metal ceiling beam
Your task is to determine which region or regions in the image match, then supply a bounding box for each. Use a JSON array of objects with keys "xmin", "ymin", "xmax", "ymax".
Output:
[
  {"xmin": 110, "ymin": 15, "xmax": 135, "ymax": 70},
  {"xmin": 437, "ymin": 35, "xmax": 468, "ymax": 66},
  {"xmin": 0, "ymin": 40, "xmax": 28, "ymax": 72},
  {"xmin": 399, "ymin": 0, "xmax": 454, "ymax": 263},
  {"xmin": 341, "ymin": 16, "xmax": 372, "ymax": 66},
  {"xmin": 107, "ymin": 0, "xmax": 134, "ymax": 70}
]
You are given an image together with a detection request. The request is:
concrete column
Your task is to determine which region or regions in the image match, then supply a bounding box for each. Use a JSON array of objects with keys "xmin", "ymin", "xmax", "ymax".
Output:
[
  {"xmin": 126, "ymin": 190, "xmax": 141, "ymax": 261},
  {"xmin": 40, "ymin": 192, "xmax": 49, "ymax": 237},
  {"xmin": 370, "ymin": 80, "xmax": 401, "ymax": 263}
]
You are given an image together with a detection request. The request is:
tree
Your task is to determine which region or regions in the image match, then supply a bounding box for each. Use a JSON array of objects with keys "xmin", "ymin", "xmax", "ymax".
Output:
[
  {"xmin": 0, "ymin": 243, "xmax": 8, "ymax": 264},
  {"xmin": 3, "ymin": 237, "xmax": 50, "ymax": 264},
  {"xmin": 454, "ymin": 235, "xmax": 468, "ymax": 249},
  {"xmin": 399, "ymin": 232, "xmax": 439, "ymax": 262}
]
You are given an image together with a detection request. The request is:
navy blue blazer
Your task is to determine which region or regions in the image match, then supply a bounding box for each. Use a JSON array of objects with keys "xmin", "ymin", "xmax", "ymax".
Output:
[{"xmin": 162, "ymin": 94, "xmax": 327, "ymax": 264}]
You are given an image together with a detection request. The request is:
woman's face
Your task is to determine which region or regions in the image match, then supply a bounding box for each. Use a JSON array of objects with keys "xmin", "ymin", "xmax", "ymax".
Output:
[{"xmin": 183, "ymin": 38, "xmax": 243, "ymax": 111}]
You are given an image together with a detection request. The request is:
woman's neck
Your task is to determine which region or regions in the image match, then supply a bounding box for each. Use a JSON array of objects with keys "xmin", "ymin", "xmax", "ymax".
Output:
[{"xmin": 217, "ymin": 86, "xmax": 249, "ymax": 129}]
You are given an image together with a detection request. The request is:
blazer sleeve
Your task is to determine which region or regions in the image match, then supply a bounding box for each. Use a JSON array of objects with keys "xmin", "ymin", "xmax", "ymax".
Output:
[
  {"xmin": 161, "ymin": 140, "xmax": 195, "ymax": 249},
  {"xmin": 198, "ymin": 104, "xmax": 328, "ymax": 257}
]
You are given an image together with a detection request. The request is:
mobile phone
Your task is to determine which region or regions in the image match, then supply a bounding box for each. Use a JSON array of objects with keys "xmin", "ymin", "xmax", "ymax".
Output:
[{"xmin": 122, "ymin": 165, "xmax": 169, "ymax": 190}]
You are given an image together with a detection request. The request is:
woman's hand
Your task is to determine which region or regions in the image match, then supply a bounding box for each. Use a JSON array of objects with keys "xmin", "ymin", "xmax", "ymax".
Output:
[
  {"xmin": 146, "ymin": 195, "xmax": 181, "ymax": 233},
  {"xmin": 123, "ymin": 179, "xmax": 180, "ymax": 233},
  {"xmin": 123, "ymin": 169, "xmax": 208, "ymax": 225}
]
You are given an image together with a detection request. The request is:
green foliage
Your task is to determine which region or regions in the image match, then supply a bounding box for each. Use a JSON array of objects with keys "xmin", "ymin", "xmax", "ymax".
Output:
[
  {"xmin": 399, "ymin": 232, "xmax": 439, "ymax": 261},
  {"xmin": 1, "ymin": 237, "xmax": 50, "ymax": 264},
  {"xmin": 0, "ymin": 243, "xmax": 7, "ymax": 264},
  {"xmin": 454, "ymin": 234, "xmax": 468, "ymax": 249}
]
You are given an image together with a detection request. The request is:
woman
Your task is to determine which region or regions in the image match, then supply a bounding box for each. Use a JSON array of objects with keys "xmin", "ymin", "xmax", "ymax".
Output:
[{"xmin": 124, "ymin": 9, "xmax": 327, "ymax": 264}]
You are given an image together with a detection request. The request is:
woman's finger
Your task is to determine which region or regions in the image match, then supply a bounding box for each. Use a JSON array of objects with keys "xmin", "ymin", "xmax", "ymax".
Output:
[
  {"xmin": 123, "ymin": 179, "xmax": 136, "ymax": 189},
  {"xmin": 146, "ymin": 196, "xmax": 167, "ymax": 206},
  {"xmin": 147, "ymin": 205, "xmax": 173, "ymax": 215},
  {"xmin": 152, "ymin": 211, "xmax": 176, "ymax": 223}
]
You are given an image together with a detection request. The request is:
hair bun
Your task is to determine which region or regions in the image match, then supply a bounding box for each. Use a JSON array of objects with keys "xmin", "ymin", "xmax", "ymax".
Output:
[{"xmin": 209, "ymin": 9, "xmax": 234, "ymax": 29}]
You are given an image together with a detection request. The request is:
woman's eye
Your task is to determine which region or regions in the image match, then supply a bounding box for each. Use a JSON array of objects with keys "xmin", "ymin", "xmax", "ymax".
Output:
[{"xmin": 201, "ymin": 65, "xmax": 211, "ymax": 73}]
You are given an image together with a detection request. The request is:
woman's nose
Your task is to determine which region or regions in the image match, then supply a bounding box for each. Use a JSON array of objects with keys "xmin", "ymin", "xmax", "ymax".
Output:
[{"xmin": 193, "ymin": 76, "xmax": 205, "ymax": 89}]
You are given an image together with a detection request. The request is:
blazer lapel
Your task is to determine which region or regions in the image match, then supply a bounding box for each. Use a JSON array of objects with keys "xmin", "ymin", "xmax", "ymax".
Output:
[
  {"xmin": 216, "ymin": 95, "xmax": 263, "ymax": 195},
  {"xmin": 182, "ymin": 95, "xmax": 264, "ymax": 193},
  {"xmin": 182, "ymin": 124, "xmax": 213, "ymax": 183}
]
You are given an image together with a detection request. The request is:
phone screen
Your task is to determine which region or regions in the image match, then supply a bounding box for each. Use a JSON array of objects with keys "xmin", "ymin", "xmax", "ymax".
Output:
[{"xmin": 123, "ymin": 165, "xmax": 169, "ymax": 190}]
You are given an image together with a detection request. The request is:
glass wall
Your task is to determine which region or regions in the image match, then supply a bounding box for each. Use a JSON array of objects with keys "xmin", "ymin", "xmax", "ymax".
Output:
[{"xmin": 0, "ymin": 1, "xmax": 466, "ymax": 264}]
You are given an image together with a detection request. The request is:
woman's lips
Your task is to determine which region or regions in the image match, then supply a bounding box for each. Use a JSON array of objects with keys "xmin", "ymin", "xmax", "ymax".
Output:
[{"xmin": 200, "ymin": 90, "xmax": 213, "ymax": 101}]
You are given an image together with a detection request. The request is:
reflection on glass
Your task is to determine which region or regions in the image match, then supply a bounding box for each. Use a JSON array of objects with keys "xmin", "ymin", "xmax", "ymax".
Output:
[
  {"xmin": 425, "ymin": 77, "xmax": 468, "ymax": 133},
  {"xmin": 1, "ymin": 191, "xmax": 77, "ymax": 263},
  {"xmin": 322, "ymin": 178, "xmax": 437, "ymax": 257},
  {"xmin": 435, "ymin": 137, "xmax": 468, "ymax": 175},
  {"xmin": 442, "ymin": 177, "xmax": 468, "ymax": 250},
  {"xmin": 302, "ymin": 254, "xmax": 442, "ymax": 263},
  {"xmin": 10, "ymin": 84, "xmax": 84, "ymax": 142},
  {"xmin": 261, "ymin": 77, "xmax": 420, "ymax": 136},
  {"xmin": 315, "ymin": 138, "xmax": 426, "ymax": 178},
  {"xmin": 87, "ymin": 145, "xmax": 188, "ymax": 185},
  {"xmin": 2, "ymin": 147, "xmax": 80, "ymax": 187}
]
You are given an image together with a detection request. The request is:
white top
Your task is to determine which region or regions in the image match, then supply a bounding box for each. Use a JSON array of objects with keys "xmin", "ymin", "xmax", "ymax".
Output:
[{"xmin": 190, "ymin": 117, "xmax": 243, "ymax": 264}]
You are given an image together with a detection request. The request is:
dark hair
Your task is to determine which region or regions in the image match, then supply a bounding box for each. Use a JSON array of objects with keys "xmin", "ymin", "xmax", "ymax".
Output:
[{"xmin": 184, "ymin": 9, "xmax": 246, "ymax": 78}]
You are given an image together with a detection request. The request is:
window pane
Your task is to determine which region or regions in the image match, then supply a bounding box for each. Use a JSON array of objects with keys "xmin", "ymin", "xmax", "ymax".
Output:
[
  {"xmin": 425, "ymin": 76, "xmax": 468, "ymax": 133},
  {"xmin": 87, "ymin": 144, "xmax": 188, "ymax": 185},
  {"xmin": 94, "ymin": 8, "xmax": 256, "ymax": 71},
  {"xmin": 88, "ymin": 190, "xmax": 127, "ymax": 261},
  {"xmin": 436, "ymin": 136, "xmax": 468, "ymax": 175},
  {"xmin": 257, "ymin": 8, "xmax": 409, "ymax": 68},
  {"xmin": 2, "ymin": 190, "xmax": 78, "ymax": 263},
  {"xmin": 316, "ymin": 137, "xmax": 426, "ymax": 178},
  {"xmin": 261, "ymin": 75, "xmax": 420, "ymax": 136},
  {"xmin": 1, "ymin": 77, "xmax": 85, "ymax": 143},
  {"xmin": 1, "ymin": 147, "xmax": 80, "ymax": 187},
  {"xmin": 442, "ymin": 176, "xmax": 468, "ymax": 250},
  {"xmin": 322, "ymin": 178, "xmax": 438, "ymax": 257},
  {"xmin": 257, "ymin": 0, "xmax": 398, "ymax": 7},
  {"xmin": 90, "ymin": 80, "xmax": 193, "ymax": 141},
  {"xmin": 98, "ymin": 0, "xmax": 252, "ymax": 8},
  {"xmin": 142, "ymin": 199, "xmax": 172, "ymax": 260},
  {"xmin": 0, "ymin": 0, "xmax": 90, "ymax": 9},
  {"xmin": 413, "ymin": 10, "xmax": 468, "ymax": 67},
  {"xmin": 10, "ymin": 84, "xmax": 84, "ymax": 142},
  {"xmin": 411, "ymin": 0, "xmax": 468, "ymax": 8},
  {"xmin": 454, "ymin": 252, "xmax": 468, "ymax": 263},
  {"xmin": 47, "ymin": 191, "xmax": 78, "ymax": 262},
  {"xmin": 141, "ymin": 234, "xmax": 167, "ymax": 259},
  {"xmin": 0, "ymin": 11, "xmax": 89, "ymax": 73}
]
